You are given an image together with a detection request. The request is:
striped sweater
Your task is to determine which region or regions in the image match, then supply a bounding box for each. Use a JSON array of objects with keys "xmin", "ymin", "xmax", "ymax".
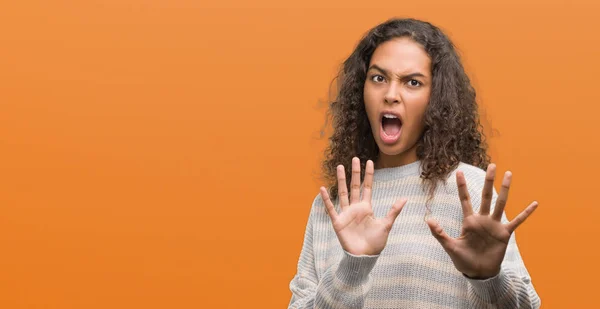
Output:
[{"xmin": 288, "ymin": 161, "xmax": 540, "ymax": 308}]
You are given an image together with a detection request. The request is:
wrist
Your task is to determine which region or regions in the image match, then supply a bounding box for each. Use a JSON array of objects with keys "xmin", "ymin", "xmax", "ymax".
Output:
[
  {"xmin": 462, "ymin": 267, "xmax": 500, "ymax": 280},
  {"xmin": 463, "ymin": 272, "xmax": 494, "ymax": 280},
  {"xmin": 335, "ymin": 250, "xmax": 380, "ymax": 286},
  {"xmin": 466, "ymin": 269, "xmax": 512, "ymax": 303}
]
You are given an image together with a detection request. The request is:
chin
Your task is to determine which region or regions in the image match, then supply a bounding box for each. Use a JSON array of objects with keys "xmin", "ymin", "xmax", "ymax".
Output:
[{"xmin": 376, "ymin": 141, "xmax": 407, "ymax": 156}]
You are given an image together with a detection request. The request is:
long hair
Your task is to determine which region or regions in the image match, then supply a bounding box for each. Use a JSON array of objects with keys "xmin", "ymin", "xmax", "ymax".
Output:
[{"xmin": 321, "ymin": 17, "xmax": 490, "ymax": 202}]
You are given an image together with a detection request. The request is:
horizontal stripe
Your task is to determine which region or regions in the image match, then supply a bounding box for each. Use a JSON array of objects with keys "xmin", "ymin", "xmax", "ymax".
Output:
[
  {"xmin": 291, "ymin": 163, "xmax": 540, "ymax": 308},
  {"xmin": 367, "ymin": 298, "xmax": 460, "ymax": 309},
  {"xmin": 372, "ymin": 275, "xmax": 467, "ymax": 300}
]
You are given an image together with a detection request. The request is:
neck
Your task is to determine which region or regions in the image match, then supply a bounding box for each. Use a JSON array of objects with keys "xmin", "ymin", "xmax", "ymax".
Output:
[{"xmin": 375, "ymin": 146, "xmax": 418, "ymax": 169}]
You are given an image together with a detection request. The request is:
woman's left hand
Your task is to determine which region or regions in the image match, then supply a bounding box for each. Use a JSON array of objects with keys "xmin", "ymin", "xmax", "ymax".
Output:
[{"xmin": 426, "ymin": 164, "xmax": 538, "ymax": 279}]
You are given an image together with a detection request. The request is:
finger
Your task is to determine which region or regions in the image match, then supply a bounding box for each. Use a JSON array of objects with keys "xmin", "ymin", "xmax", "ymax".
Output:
[
  {"xmin": 480, "ymin": 163, "xmax": 496, "ymax": 215},
  {"xmin": 426, "ymin": 218, "xmax": 455, "ymax": 250},
  {"xmin": 320, "ymin": 186, "xmax": 338, "ymax": 221},
  {"xmin": 492, "ymin": 171, "xmax": 512, "ymax": 221},
  {"xmin": 362, "ymin": 160, "xmax": 374, "ymax": 203},
  {"xmin": 456, "ymin": 171, "xmax": 474, "ymax": 217},
  {"xmin": 337, "ymin": 165, "xmax": 350, "ymax": 209},
  {"xmin": 350, "ymin": 157, "xmax": 361, "ymax": 205},
  {"xmin": 384, "ymin": 198, "xmax": 407, "ymax": 229},
  {"xmin": 506, "ymin": 201, "xmax": 538, "ymax": 233}
]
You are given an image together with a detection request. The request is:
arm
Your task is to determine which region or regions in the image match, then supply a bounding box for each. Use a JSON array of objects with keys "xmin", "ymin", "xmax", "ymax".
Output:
[
  {"xmin": 290, "ymin": 158, "xmax": 406, "ymax": 308},
  {"xmin": 466, "ymin": 230, "xmax": 541, "ymax": 308},
  {"xmin": 288, "ymin": 197, "xmax": 379, "ymax": 309},
  {"xmin": 427, "ymin": 165, "xmax": 541, "ymax": 309},
  {"xmin": 466, "ymin": 189, "xmax": 541, "ymax": 308}
]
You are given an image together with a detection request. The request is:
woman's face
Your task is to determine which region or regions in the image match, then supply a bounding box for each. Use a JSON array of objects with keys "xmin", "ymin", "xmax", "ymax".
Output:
[{"xmin": 363, "ymin": 37, "xmax": 432, "ymax": 168}]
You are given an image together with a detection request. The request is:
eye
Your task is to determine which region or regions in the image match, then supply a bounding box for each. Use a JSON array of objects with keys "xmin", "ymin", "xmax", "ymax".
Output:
[
  {"xmin": 407, "ymin": 79, "xmax": 422, "ymax": 87},
  {"xmin": 370, "ymin": 74, "xmax": 386, "ymax": 83}
]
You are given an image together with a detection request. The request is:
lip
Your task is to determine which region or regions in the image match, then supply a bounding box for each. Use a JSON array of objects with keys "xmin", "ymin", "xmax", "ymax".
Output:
[
  {"xmin": 379, "ymin": 110, "xmax": 403, "ymax": 145},
  {"xmin": 379, "ymin": 110, "xmax": 403, "ymax": 123}
]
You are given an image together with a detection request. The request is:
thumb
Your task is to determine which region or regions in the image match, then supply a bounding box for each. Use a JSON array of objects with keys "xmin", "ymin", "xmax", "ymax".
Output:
[
  {"xmin": 426, "ymin": 218, "xmax": 453, "ymax": 249},
  {"xmin": 384, "ymin": 198, "xmax": 407, "ymax": 229}
]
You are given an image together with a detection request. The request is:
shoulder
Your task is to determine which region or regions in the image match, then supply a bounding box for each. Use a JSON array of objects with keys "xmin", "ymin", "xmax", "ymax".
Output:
[
  {"xmin": 454, "ymin": 162, "xmax": 487, "ymax": 181},
  {"xmin": 309, "ymin": 193, "xmax": 324, "ymax": 212},
  {"xmin": 445, "ymin": 162, "xmax": 489, "ymax": 192},
  {"xmin": 307, "ymin": 192, "xmax": 330, "ymax": 221},
  {"xmin": 307, "ymin": 191, "xmax": 346, "ymax": 224}
]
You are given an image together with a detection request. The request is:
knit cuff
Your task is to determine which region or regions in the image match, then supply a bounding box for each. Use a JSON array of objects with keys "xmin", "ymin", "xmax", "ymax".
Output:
[
  {"xmin": 335, "ymin": 250, "xmax": 379, "ymax": 286},
  {"xmin": 467, "ymin": 269, "xmax": 511, "ymax": 303}
]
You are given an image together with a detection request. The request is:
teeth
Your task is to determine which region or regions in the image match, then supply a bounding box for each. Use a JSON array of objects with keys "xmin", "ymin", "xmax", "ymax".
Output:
[{"xmin": 383, "ymin": 114, "xmax": 398, "ymax": 119}]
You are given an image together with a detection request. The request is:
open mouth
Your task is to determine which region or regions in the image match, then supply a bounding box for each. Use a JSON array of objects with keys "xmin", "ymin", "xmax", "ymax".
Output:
[{"xmin": 381, "ymin": 114, "xmax": 402, "ymax": 136}]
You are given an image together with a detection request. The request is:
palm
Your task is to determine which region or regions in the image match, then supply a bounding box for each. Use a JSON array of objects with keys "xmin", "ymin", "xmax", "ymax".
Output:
[
  {"xmin": 449, "ymin": 215, "xmax": 511, "ymax": 278},
  {"xmin": 333, "ymin": 202, "xmax": 391, "ymax": 256},
  {"xmin": 427, "ymin": 164, "xmax": 538, "ymax": 279},
  {"xmin": 320, "ymin": 158, "xmax": 406, "ymax": 256}
]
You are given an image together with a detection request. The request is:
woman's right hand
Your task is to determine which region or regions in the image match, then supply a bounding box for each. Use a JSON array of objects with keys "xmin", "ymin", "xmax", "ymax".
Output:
[{"xmin": 320, "ymin": 157, "xmax": 407, "ymax": 256}]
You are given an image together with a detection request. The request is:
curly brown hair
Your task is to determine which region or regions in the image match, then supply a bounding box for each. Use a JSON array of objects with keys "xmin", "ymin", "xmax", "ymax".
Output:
[{"xmin": 320, "ymin": 17, "xmax": 490, "ymax": 202}]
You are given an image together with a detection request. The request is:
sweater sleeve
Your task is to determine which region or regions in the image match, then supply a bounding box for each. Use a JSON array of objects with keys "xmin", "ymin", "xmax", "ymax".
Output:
[
  {"xmin": 288, "ymin": 197, "xmax": 379, "ymax": 309},
  {"xmin": 466, "ymin": 187, "xmax": 541, "ymax": 309}
]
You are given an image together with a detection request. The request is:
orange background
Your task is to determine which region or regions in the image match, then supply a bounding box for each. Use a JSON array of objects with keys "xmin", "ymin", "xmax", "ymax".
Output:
[{"xmin": 1, "ymin": 0, "xmax": 598, "ymax": 308}]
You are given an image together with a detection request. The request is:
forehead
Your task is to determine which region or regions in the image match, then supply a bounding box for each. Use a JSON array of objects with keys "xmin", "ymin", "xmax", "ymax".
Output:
[{"xmin": 369, "ymin": 37, "xmax": 431, "ymax": 74}]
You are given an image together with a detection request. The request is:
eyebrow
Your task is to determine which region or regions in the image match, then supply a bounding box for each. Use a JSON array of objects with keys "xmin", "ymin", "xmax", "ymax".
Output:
[{"xmin": 367, "ymin": 64, "xmax": 427, "ymax": 79}]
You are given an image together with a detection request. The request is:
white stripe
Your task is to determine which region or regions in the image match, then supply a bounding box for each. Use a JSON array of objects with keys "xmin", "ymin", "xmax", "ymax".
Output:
[
  {"xmin": 367, "ymin": 298, "xmax": 460, "ymax": 309},
  {"xmin": 375, "ymin": 254, "xmax": 457, "ymax": 274},
  {"xmin": 373, "ymin": 275, "xmax": 468, "ymax": 300}
]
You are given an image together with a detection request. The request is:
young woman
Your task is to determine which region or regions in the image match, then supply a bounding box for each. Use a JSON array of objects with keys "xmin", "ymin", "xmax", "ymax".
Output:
[{"xmin": 288, "ymin": 18, "xmax": 540, "ymax": 308}]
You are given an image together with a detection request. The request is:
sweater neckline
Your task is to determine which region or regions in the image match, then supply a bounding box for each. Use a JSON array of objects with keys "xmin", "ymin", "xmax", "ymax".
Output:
[{"xmin": 372, "ymin": 160, "xmax": 422, "ymax": 182}]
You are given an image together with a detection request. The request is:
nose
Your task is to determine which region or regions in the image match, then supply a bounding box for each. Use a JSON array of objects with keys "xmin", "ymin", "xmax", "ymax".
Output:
[{"xmin": 384, "ymin": 82, "xmax": 400, "ymax": 104}]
